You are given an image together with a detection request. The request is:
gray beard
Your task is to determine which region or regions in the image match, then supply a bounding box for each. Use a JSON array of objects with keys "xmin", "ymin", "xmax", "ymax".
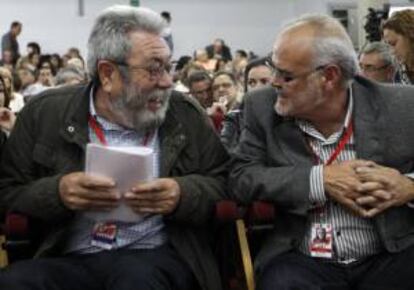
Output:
[{"xmin": 109, "ymin": 85, "xmax": 172, "ymax": 132}]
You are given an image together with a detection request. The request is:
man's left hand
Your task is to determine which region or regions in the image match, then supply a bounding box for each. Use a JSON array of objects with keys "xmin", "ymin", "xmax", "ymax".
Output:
[
  {"xmin": 124, "ymin": 178, "xmax": 181, "ymax": 215},
  {"xmin": 355, "ymin": 164, "xmax": 414, "ymax": 217}
]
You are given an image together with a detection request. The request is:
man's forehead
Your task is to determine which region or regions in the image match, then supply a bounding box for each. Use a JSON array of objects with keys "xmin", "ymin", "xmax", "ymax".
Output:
[
  {"xmin": 272, "ymin": 32, "xmax": 314, "ymax": 68},
  {"xmin": 128, "ymin": 31, "xmax": 171, "ymax": 63}
]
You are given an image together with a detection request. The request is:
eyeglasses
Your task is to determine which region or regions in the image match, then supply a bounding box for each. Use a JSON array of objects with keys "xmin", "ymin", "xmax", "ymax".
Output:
[
  {"xmin": 114, "ymin": 60, "xmax": 173, "ymax": 81},
  {"xmin": 359, "ymin": 64, "xmax": 390, "ymax": 73},
  {"xmin": 191, "ymin": 87, "xmax": 211, "ymax": 96},
  {"xmin": 271, "ymin": 65, "xmax": 326, "ymax": 83}
]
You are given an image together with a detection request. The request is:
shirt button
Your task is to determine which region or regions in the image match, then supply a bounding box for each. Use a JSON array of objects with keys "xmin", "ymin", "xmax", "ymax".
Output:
[
  {"xmin": 67, "ymin": 126, "xmax": 75, "ymax": 133},
  {"xmin": 336, "ymin": 231, "xmax": 341, "ymax": 237}
]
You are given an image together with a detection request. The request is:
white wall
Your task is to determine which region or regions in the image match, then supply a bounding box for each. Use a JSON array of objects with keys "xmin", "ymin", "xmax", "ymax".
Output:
[
  {"xmin": 142, "ymin": 0, "xmax": 356, "ymax": 59},
  {"xmin": 0, "ymin": 0, "xmax": 129, "ymax": 58},
  {"xmin": 2, "ymin": 0, "xmax": 411, "ymax": 62}
]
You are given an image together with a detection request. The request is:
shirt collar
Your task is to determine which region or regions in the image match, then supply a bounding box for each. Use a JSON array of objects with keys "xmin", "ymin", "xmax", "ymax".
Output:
[{"xmin": 296, "ymin": 84, "xmax": 354, "ymax": 141}]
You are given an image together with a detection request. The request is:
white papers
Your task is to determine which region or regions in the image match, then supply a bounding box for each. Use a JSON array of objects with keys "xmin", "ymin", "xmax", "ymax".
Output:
[{"xmin": 83, "ymin": 143, "xmax": 154, "ymax": 222}]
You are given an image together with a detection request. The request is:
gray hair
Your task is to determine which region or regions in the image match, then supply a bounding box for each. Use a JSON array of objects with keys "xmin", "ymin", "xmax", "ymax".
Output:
[
  {"xmin": 87, "ymin": 5, "xmax": 166, "ymax": 81},
  {"xmin": 361, "ymin": 41, "xmax": 396, "ymax": 67},
  {"xmin": 282, "ymin": 14, "xmax": 359, "ymax": 87},
  {"xmin": 55, "ymin": 65, "xmax": 87, "ymax": 86}
]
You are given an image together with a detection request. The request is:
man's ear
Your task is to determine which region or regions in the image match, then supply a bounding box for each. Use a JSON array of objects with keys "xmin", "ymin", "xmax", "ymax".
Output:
[
  {"xmin": 322, "ymin": 65, "xmax": 342, "ymax": 90},
  {"xmin": 97, "ymin": 60, "xmax": 116, "ymax": 92}
]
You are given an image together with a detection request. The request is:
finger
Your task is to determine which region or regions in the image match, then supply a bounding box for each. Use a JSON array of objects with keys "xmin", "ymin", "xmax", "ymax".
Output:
[
  {"xmin": 133, "ymin": 207, "xmax": 164, "ymax": 214},
  {"xmin": 362, "ymin": 198, "xmax": 396, "ymax": 218},
  {"xmin": 356, "ymin": 169, "xmax": 389, "ymax": 184},
  {"xmin": 357, "ymin": 181, "xmax": 383, "ymax": 192},
  {"xmin": 356, "ymin": 196, "xmax": 379, "ymax": 206},
  {"xmin": 368, "ymin": 189, "xmax": 393, "ymax": 201},
  {"xmin": 76, "ymin": 188, "xmax": 121, "ymax": 201},
  {"xmin": 341, "ymin": 198, "xmax": 368, "ymax": 217},
  {"xmin": 124, "ymin": 190, "xmax": 169, "ymax": 201},
  {"xmin": 125, "ymin": 199, "xmax": 170, "ymax": 209},
  {"xmin": 81, "ymin": 174, "xmax": 116, "ymax": 188},
  {"xmin": 349, "ymin": 160, "xmax": 376, "ymax": 169},
  {"xmin": 132, "ymin": 180, "xmax": 164, "ymax": 193},
  {"xmin": 65, "ymin": 196, "xmax": 120, "ymax": 210}
]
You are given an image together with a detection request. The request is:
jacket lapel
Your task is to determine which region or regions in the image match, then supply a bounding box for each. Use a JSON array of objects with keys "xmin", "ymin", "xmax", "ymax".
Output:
[
  {"xmin": 352, "ymin": 78, "xmax": 384, "ymax": 164},
  {"xmin": 273, "ymin": 116, "xmax": 314, "ymax": 167},
  {"xmin": 159, "ymin": 105, "xmax": 188, "ymax": 177},
  {"xmin": 59, "ymin": 84, "xmax": 91, "ymax": 151}
]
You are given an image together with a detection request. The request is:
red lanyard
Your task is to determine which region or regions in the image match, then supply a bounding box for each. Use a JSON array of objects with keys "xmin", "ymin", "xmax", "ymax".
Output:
[
  {"xmin": 310, "ymin": 121, "xmax": 354, "ymax": 166},
  {"xmin": 88, "ymin": 115, "xmax": 152, "ymax": 146}
]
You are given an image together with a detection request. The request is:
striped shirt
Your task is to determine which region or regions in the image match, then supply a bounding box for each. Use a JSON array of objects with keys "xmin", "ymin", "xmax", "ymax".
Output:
[
  {"xmin": 63, "ymin": 88, "xmax": 166, "ymax": 254},
  {"xmin": 297, "ymin": 89, "xmax": 382, "ymax": 263}
]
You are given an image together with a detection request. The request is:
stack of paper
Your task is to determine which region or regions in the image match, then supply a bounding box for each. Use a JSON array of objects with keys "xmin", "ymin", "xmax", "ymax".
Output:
[{"xmin": 84, "ymin": 143, "xmax": 154, "ymax": 222}]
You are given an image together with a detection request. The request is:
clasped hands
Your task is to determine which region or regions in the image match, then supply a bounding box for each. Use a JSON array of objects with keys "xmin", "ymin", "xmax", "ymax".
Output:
[
  {"xmin": 324, "ymin": 160, "xmax": 414, "ymax": 218},
  {"xmin": 59, "ymin": 172, "xmax": 180, "ymax": 215}
]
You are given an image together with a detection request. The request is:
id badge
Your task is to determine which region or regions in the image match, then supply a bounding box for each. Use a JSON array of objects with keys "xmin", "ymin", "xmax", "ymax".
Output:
[
  {"xmin": 309, "ymin": 223, "xmax": 333, "ymax": 258},
  {"xmin": 91, "ymin": 222, "xmax": 117, "ymax": 250}
]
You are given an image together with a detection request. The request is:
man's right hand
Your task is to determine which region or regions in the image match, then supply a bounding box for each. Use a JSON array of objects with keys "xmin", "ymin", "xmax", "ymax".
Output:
[
  {"xmin": 324, "ymin": 160, "xmax": 376, "ymax": 216},
  {"xmin": 59, "ymin": 172, "xmax": 120, "ymax": 211}
]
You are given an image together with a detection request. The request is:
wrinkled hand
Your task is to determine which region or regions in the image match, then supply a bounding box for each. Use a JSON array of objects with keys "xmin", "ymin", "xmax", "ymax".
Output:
[
  {"xmin": 0, "ymin": 107, "xmax": 16, "ymax": 132},
  {"xmin": 324, "ymin": 159, "xmax": 376, "ymax": 216},
  {"xmin": 355, "ymin": 164, "xmax": 414, "ymax": 217},
  {"xmin": 124, "ymin": 178, "xmax": 181, "ymax": 215},
  {"xmin": 59, "ymin": 172, "xmax": 120, "ymax": 211}
]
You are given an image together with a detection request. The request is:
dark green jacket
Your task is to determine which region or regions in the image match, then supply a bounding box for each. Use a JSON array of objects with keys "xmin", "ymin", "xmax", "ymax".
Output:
[{"xmin": 0, "ymin": 83, "xmax": 230, "ymax": 290}]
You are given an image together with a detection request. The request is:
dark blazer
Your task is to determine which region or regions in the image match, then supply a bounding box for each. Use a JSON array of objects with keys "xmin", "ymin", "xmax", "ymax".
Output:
[
  {"xmin": 0, "ymin": 83, "xmax": 230, "ymax": 290},
  {"xmin": 229, "ymin": 76, "xmax": 414, "ymax": 273}
]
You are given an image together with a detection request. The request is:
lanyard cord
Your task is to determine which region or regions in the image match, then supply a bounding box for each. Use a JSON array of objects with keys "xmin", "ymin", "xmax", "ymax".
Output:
[{"xmin": 88, "ymin": 115, "xmax": 153, "ymax": 147}]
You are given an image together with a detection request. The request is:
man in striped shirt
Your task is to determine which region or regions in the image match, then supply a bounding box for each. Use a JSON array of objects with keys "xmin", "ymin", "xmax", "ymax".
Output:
[{"xmin": 230, "ymin": 14, "xmax": 414, "ymax": 290}]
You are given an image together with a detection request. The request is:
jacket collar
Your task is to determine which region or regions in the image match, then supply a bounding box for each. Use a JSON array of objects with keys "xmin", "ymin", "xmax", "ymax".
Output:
[
  {"xmin": 59, "ymin": 84, "xmax": 188, "ymax": 175},
  {"xmin": 158, "ymin": 94, "xmax": 188, "ymax": 176}
]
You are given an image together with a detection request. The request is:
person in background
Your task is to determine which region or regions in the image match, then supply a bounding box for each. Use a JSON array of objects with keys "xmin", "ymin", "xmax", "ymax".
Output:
[
  {"xmin": 0, "ymin": 74, "xmax": 16, "ymax": 145},
  {"xmin": 230, "ymin": 13, "xmax": 414, "ymax": 290},
  {"xmin": 245, "ymin": 57, "xmax": 273, "ymax": 92},
  {"xmin": 232, "ymin": 49, "xmax": 249, "ymax": 83},
  {"xmin": 359, "ymin": 41, "xmax": 396, "ymax": 83},
  {"xmin": 206, "ymin": 38, "xmax": 232, "ymax": 62},
  {"xmin": 194, "ymin": 48, "xmax": 217, "ymax": 73},
  {"xmin": 1, "ymin": 21, "xmax": 22, "ymax": 65},
  {"xmin": 0, "ymin": 67, "xmax": 24, "ymax": 112},
  {"xmin": 0, "ymin": 5, "xmax": 228, "ymax": 290},
  {"xmin": 382, "ymin": 9, "xmax": 414, "ymax": 84},
  {"xmin": 187, "ymin": 70, "xmax": 213, "ymax": 109},
  {"xmin": 55, "ymin": 65, "xmax": 87, "ymax": 86},
  {"xmin": 221, "ymin": 57, "xmax": 273, "ymax": 151},
  {"xmin": 26, "ymin": 42, "xmax": 41, "ymax": 56},
  {"xmin": 208, "ymin": 71, "xmax": 240, "ymax": 133},
  {"xmin": 160, "ymin": 11, "xmax": 174, "ymax": 54}
]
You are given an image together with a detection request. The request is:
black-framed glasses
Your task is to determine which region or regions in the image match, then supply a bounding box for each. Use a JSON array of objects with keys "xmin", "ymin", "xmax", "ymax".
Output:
[
  {"xmin": 359, "ymin": 63, "xmax": 390, "ymax": 73},
  {"xmin": 114, "ymin": 60, "xmax": 173, "ymax": 81},
  {"xmin": 271, "ymin": 65, "xmax": 326, "ymax": 83}
]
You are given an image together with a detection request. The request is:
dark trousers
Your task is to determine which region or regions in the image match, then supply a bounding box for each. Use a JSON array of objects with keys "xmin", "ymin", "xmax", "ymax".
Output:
[
  {"xmin": 257, "ymin": 244, "xmax": 414, "ymax": 290},
  {"xmin": 0, "ymin": 244, "xmax": 196, "ymax": 290}
]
